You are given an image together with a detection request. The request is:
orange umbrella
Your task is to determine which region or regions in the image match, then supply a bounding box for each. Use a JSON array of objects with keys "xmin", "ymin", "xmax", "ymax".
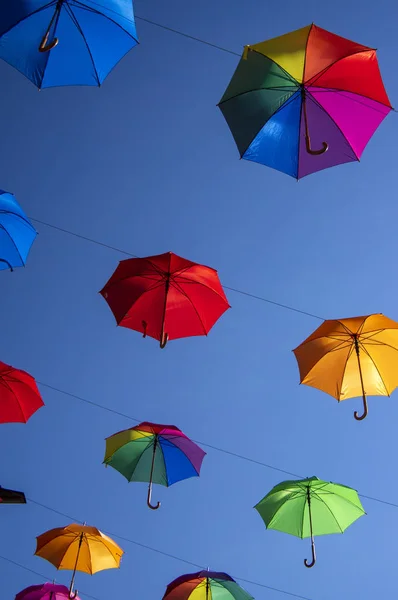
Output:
[
  {"xmin": 35, "ymin": 523, "xmax": 123, "ymax": 598},
  {"xmin": 293, "ymin": 314, "xmax": 398, "ymax": 420}
]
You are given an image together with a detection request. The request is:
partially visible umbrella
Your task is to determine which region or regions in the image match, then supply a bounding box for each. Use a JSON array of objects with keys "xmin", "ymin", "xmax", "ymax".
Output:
[
  {"xmin": 35, "ymin": 523, "xmax": 123, "ymax": 598},
  {"xmin": 104, "ymin": 422, "xmax": 206, "ymax": 510},
  {"xmin": 100, "ymin": 251, "xmax": 230, "ymax": 348},
  {"xmin": 219, "ymin": 24, "xmax": 392, "ymax": 179},
  {"xmin": 0, "ymin": 360, "xmax": 44, "ymax": 423},
  {"xmin": 0, "ymin": 191, "xmax": 36, "ymax": 271},
  {"xmin": 0, "ymin": 485, "xmax": 26, "ymax": 504},
  {"xmin": 16, "ymin": 583, "xmax": 80, "ymax": 600},
  {"xmin": 255, "ymin": 476, "xmax": 365, "ymax": 568},
  {"xmin": 293, "ymin": 313, "xmax": 398, "ymax": 420},
  {"xmin": 162, "ymin": 570, "xmax": 254, "ymax": 600},
  {"xmin": 0, "ymin": 0, "xmax": 138, "ymax": 89}
]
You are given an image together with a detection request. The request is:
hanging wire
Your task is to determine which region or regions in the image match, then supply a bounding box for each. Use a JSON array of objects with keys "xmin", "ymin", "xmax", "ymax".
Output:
[
  {"xmin": 24, "ymin": 498, "xmax": 315, "ymax": 600},
  {"xmin": 29, "ymin": 218, "xmax": 323, "ymax": 321},
  {"xmin": 37, "ymin": 381, "xmax": 398, "ymax": 509}
]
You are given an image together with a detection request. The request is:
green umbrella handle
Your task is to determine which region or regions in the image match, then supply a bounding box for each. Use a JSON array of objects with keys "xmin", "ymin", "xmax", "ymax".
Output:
[{"xmin": 304, "ymin": 538, "xmax": 316, "ymax": 568}]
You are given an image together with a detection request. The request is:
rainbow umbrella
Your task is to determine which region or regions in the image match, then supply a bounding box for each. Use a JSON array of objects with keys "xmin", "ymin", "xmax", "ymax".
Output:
[
  {"xmin": 219, "ymin": 24, "xmax": 392, "ymax": 179},
  {"xmin": 162, "ymin": 570, "xmax": 253, "ymax": 600},
  {"xmin": 104, "ymin": 422, "xmax": 206, "ymax": 510}
]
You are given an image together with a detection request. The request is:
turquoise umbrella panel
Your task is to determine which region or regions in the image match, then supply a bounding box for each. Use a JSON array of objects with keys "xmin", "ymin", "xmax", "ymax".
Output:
[
  {"xmin": 105, "ymin": 435, "xmax": 202, "ymax": 486},
  {"xmin": 0, "ymin": 0, "xmax": 138, "ymax": 88}
]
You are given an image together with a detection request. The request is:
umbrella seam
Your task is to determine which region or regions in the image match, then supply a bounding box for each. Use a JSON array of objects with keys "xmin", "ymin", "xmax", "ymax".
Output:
[
  {"xmin": 66, "ymin": 4, "xmax": 101, "ymax": 86},
  {"xmin": 72, "ymin": 0, "xmax": 138, "ymax": 43}
]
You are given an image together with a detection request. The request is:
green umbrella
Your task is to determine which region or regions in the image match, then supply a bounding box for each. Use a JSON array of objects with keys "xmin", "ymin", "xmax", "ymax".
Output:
[{"xmin": 254, "ymin": 476, "xmax": 365, "ymax": 568}]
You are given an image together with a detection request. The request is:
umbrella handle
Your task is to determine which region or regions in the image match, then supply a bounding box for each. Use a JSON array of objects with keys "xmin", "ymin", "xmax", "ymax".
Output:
[
  {"xmin": 305, "ymin": 135, "xmax": 328, "ymax": 156},
  {"xmin": 354, "ymin": 394, "xmax": 368, "ymax": 421},
  {"xmin": 69, "ymin": 590, "xmax": 78, "ymax": 599},
  {"xmin": 304, "ymin": 539, "xmax": 316, "ymax": 568},
  {"xmin": 142, "ymin": 320, "xmax": 147, "ymax": 338},
  {"xmin": 0, "ymin": 259, "xmax": 13, "ymax": 271},
  {"xmin": 147, "ymin": 484, "xmax": 161, "ymax": 510},
  {"xmin": 160, "ymin": 332, "xmax": 169, "ymax": 349},
  {"xmin": 39, "ymin": 32, "xmax": 59, "ymax": 52}
]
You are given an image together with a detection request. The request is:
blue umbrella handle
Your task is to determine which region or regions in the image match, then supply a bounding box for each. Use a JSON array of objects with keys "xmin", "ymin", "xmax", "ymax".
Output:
[{"xmin": 39, "ymin": 32, "xmax": 59, "ymax": 53}]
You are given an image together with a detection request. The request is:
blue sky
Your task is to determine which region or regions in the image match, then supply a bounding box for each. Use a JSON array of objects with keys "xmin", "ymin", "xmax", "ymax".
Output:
[{"xmin": 0, "ymin": 0, "xmax": 398, "ymax": 598}]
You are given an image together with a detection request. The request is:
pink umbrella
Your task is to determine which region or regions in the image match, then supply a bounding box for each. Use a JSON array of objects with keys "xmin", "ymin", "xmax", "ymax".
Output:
[{"xmin": 16, "ymin": 583, "xmax": 81, "ymax": 600}]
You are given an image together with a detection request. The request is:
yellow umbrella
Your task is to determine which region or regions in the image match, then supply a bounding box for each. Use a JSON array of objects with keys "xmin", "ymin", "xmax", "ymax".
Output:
[
  {"xmin": 293, "ymin": 314, "xmax": 398, "ymax": 420},
  {"xmin": 35, "ymin": 523, "xmax": 123, "ymax": 598}
]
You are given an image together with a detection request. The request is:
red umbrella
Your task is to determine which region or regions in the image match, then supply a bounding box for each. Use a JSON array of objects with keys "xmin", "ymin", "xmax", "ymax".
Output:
[
  {"xmin": 100, "ymin": 251, "xmax": 230, "ymax": 348},
  {"xmin": 0, "ymin": 361, "xmax": 44, "ymax": 423}
]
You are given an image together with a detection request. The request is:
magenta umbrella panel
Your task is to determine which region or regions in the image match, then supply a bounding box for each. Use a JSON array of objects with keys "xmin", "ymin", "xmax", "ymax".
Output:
[{"xmin": 16, "ymin": 583, "xmax": 81, "ymax": 600}]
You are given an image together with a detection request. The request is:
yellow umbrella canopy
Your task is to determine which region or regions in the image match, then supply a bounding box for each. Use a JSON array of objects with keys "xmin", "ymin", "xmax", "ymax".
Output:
[
  {"xmin": 293, "ymin": 314, "xmax": 398, "ymax": 421},
  {"xmin": 35, "ymin": 523, "xmax": 123, "ymax": 598}
]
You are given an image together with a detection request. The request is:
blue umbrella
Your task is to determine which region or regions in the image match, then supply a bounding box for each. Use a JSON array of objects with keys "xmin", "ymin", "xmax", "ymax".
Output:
[
  {"xmin": 0, "ymin": 0, "xmax": 138, "ymax": 89},
  {"xmin": 0, "ymin": 191, "xmax": 37, "ymax": 271}
]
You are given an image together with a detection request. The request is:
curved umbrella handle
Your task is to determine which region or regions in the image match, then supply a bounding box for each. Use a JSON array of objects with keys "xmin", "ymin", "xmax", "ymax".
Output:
[
  {"xmin": 304, "ymin": 539, "xmax": 316, "ymax": 568},
  {"xmin": 0, "ymin": 259, "xmax": 13, "ymax": 272},
  {"xmin": 69, "ymin": 590, "xmax": 79, "ymax": 600},
  {"xmin": 147, "ymin": 483, "xmax": 160, "ymax": 510},
  {"xmin": 160, "ymin": 332, "xmax": 169, "ymax": 349},
  {"xmin": 305, "ymin": 136, "xmax": 328, "ymax": 156},
  {"xmin": 354, "ymin": 394, "xmax": 368, "ymax": 421},
  {"xmin": 39, "ymin": 32, "xmax": 59, "ymax": 53}
]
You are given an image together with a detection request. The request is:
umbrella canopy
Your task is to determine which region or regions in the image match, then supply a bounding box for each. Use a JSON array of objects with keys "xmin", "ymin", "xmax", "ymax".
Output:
[
  {"xmin": 16, "ymin": 583, "xmax": 80, "ymax": 600},
  {"xmin": 104, "ymin": 422, "xmax": 206, "ymax": 510},
  {"xmin": 293, "ymin": 313, "xmax": 398, "ymax": 420},
  {"xmin": 0, "ymin": 191, "xmax": 37, "ymax": 271},
  {"xmin": 100, "ymin": 251, "xmax": 230, "ymax": 348},
  {"xmin": 255, "ymin": 476, "xmax": 365, "ymax": 568},
  {"xmin": 35, "ymin": 523, "xmax": 123, "ymax": 598},
  {"xmin": 219, "ymin": 24, "xmax": 392, "ymax": 179},
  {"xmin": 162, "ymin": 570, "xmax": 253, "ymax": 600},
  {"xmin": 0, "ymin": 360, "xmax": 44, "ymax": 423},
  {"xmin": 0, "ymin": 0, "xmax": 138, "ymax": 89},
  {"xmin": 0, "ymin": 485, "xmax": 26, "ymax": 504}
]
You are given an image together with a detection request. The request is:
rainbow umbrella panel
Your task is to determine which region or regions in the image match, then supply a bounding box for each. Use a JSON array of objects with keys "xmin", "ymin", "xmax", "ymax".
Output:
[
  {"xmin": 219, "ymin": 24, "xmax": 392, "ymax": 179},
  {"xmin": 104, "ymin": 422, "xmax": 206, "ymax": 510},
  {"xmin": 162, "ymin": 571, "xmax": 254, "ymax": 600}
]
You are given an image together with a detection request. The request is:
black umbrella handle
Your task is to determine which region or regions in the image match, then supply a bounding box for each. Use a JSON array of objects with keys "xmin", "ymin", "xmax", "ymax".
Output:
[
  {"xmin": 147, "ymin": 438, "xmax": 161, "ymax": 510},
  {"xmin": 0, "ymin": 259, "xmax": 13, "ymax": 271},
  {"xmin": 304, "ymin": 487, "xmax": 316, "ymax": 568},
  {"xmin": 304, "ymin": 538, "xmax": 316, "ymax": 568}
]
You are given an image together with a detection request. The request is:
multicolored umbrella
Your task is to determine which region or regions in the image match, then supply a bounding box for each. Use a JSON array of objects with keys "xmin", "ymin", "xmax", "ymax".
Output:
[
  {"xmin": 255, "ymin": 476, "xmax": 365, "ymax": 567},
  {"xmin": 0, "ymin": 1, "xmax": 138, "ymax": 89},
  {"xmin": 0, "ymin": 191, "xmax": 37, "ymax": 271},
  {"xmin": 162, "ymin": 570, "xmax": 253, "ymax": 600},
  {"xmin": 16, "ymin": 583, "xmax": 80, "ymax": 600},
  {"xmin": 0, "ymin": 360, "xmax": 44, "ymax": 423},
  {"xmin": 35, "ymin": 523, "xmax": 123, "ymax": 598},
  {"xmin": 100, "ymin": 251, "xmax": 230, "ymax": 348},
  {"xmin": 219, "ymin": 24, "xmax": 392, "ymax": 179},
  {"xmin": 293, "ymin": 314, "xmax": 398, "ymax": 420},
  {"xmin": 104, "ymin": 422, "xmax": 206, "ymax": 510}
]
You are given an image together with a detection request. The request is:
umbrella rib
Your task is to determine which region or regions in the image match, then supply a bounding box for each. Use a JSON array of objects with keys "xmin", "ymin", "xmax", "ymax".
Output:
[
  {"xmin": 306, "ymin": 48, "xmax": 379, "ymax": 91},
  {"xmin": 0, "ymin": 223, "xmax": 26, "ymax": 267},
  {"xmin": 357, "ymin": 342, "xmax": 390, "ymax": 396},
  {"xmin": 174, "ymin": 274, "xmax": 230, "ymax": 305},
  {"xmin": 0, "ymin": 1, "xmax": 56, "ymax": 37},
  {"xmin": 0, "ymin": 376, "xmax": 30, "ymax": 422},
  {"xmin": 72, "ymin": 0, "xmax": 138, "ymax": 43},
  {"xmin": 306, "ymin": 87, "xmax": 393, "ymax": 113},
  {"xmin": 158, "ymin": 435, "xmax": 203, "ymax": 476},
  {"xmin": 66, "ymin": 4, "xmax": 101, "ymax": 86},
  {"xmin": 309, "ymin": 493, "xmax": 344, "ymax": 533},
  {"xmin": 218, "ymin": 86, "xmax": 299, "ymax": 107},
  {"xmin": 105, "ymin": 279, "xmax": 165, "ymax": 325},
  {"xmin": 305, "ymin": 91, "xmax": 360, "ymax": 160},
  {"xmin": 169, "ymin": 280, "xmax": 208, "ymax": 336}
]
